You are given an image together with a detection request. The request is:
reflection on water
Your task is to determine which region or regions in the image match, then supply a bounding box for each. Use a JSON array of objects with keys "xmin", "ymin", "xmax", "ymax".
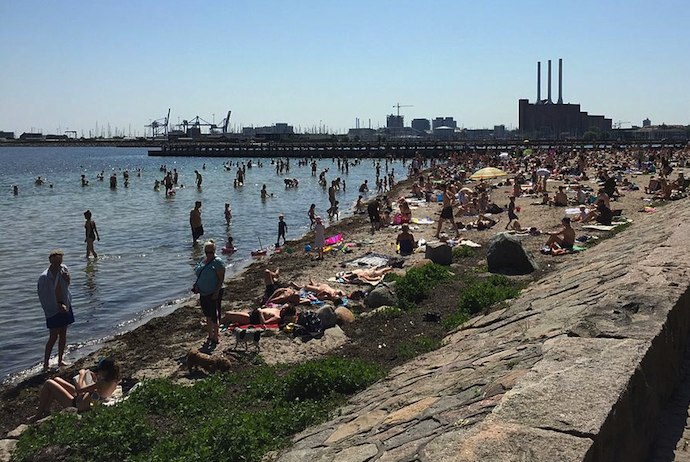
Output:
[{"xmin": 82, "ymin": 259, "xmax": 98, "ymax": 297}]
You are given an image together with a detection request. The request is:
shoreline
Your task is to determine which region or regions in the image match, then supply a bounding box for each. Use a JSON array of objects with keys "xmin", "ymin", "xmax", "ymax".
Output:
[{"xmin": 1, "ymin": 155, "xmax": 678, "ymax": 437}]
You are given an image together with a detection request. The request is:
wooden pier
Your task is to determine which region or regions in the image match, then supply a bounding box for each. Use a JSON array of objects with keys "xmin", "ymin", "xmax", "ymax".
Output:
[{"xmin": 148, "ymin": 139, "xmax": 688, "ymax": 158}]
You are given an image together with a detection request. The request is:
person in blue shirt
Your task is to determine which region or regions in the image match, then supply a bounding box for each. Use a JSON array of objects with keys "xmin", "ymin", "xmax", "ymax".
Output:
[
  {"xmin": 37, "ymin": 249, "xmax": 74, "ymax": 372},
  {"xmin": 194, "ymin": 241, "xmax": 225, "ymax": 349}
]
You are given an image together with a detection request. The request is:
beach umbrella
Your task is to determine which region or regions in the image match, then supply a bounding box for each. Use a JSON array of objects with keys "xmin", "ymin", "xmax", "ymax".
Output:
[
  {"xmin": 536, "ymin": 168, "xmax": 551, "ymax": 177},
  {"xmin": 469, "ymin": 167, "xmax": 508, "ymax": 181}
]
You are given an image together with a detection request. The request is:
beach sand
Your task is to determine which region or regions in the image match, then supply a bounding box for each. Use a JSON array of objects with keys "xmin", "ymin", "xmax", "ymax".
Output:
[{"xmin": 0, "ymin": 164, "xmax": 672, "ymax": 436}]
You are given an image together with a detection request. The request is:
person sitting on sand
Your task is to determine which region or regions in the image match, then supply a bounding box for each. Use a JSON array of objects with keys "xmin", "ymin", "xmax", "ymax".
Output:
[
  {"xmin": 222, "ymin": 305, "xmax": 296, "ymax": 326},
  {"xmin": 398, "ymin": 198, "xmax": 412, "ymax": 222},
  {"xmin": 553, "ymin": 186, "xmax": 568, "ymax": 206},
  {"xmin": 544, "ymin": 217, "xmax": 576, "ymax": 250},
  {"xmin": 30, "ymin": 358, "xmax": 120, "ymax": 422},
  {"xmin": 396, "ymin": 224, "xmax": 417, "ymax": 256}
]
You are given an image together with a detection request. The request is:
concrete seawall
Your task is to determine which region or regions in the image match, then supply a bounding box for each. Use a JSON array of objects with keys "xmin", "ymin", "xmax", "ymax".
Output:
[{"xmin": 275, "ymin": 200, "xmax": 690, "ymax": 462}]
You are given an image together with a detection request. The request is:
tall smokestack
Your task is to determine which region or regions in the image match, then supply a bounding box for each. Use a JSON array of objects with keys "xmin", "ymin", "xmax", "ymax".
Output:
[
  {"xmin": 547, "ymin": 59, "xmax": 552, "ymax": 104},
  {"xmin": 537, "ymin": 61, "xmax": 541, "ymax": 104},
  {"xmin": 557, "ymin": 58, "xmax": 563, "ymax": 104}
]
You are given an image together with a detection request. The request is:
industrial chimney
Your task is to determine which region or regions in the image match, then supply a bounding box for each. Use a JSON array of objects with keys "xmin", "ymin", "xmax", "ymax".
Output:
[
  {"xmin": 557, "ymin": 58, "xmax": 563, "ymax": 104},
  {"xmin": 547, "ymin": 59, "xmax": 553, "ymax": 104},
  {"xmin": 537, "ymin": 61, "xmax": 541, "ymax": 104}
]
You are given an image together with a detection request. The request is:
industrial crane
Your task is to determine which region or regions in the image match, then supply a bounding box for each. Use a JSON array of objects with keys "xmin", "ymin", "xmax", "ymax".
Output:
[
  {"xmin": 393, "ymin": 103, "xmax": 413, "ymax": 116},
  {"xmin": 145, "ymin": 108, "xmax": 170, "ymax": 138}
]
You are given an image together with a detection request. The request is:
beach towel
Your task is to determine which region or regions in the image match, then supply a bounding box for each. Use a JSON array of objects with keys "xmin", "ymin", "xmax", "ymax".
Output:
[
  {"xmin": 459, "ymin": 239, "xmax": 482, "ymax": 248},
  {"xmin": 334, "ymin": 271, "xmax": 386, "ymax": 286},
  {"xmin": 411, "ymin": 217, "xmax": 434, "ymax": 225},
  {"xmin": 325, "ymin": 233, "xmax": 343, "ymax": 246},
  {"xmin": 225, "ymin": 322, "xmax": 280, "ymax": 331},
  {"xmin": 343, "ymin": 252, "xmax": 403, "ymax": 269}
]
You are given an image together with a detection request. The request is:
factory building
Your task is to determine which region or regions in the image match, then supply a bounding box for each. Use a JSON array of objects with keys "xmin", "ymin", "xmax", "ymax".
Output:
[{"xmin": 519, "ymin": 59, "xmax": 612, "ymax": 140}]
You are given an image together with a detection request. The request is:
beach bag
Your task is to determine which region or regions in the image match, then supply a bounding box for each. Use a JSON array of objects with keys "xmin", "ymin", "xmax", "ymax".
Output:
[{"xmin": 294, "ymin": 311, "xmax": 324, "ymax": 339}]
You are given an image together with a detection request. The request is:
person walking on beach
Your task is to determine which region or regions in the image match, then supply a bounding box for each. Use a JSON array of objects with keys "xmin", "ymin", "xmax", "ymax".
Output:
[
  {"xmin": 190, "ymin": 201, "xmax": 204, "ymax": 245},
  {"xmin": 313, "ymin": 216, "xmax": 325, "ymax": 260},
  {"xmin": 194, "ymin": 240, "xmax": 225, "ymax": 349},
  {"xmin": 38, "ymin": 250, "xmax": 74, "ymax": 372},
  {"xmin": 435, "ymin": 184, "xmax": 460, "ymax": 239},
  {"xmin": 276, "ymin": 214, "xmax": 288, "ymax": 247},
  {"xmin": 83, "ymin": 210, "xmax": 100, "ymax": 258}
]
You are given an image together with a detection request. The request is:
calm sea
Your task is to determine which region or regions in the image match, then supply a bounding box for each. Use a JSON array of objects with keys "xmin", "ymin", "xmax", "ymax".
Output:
[{"xmin": 0, "ymin": 146, "xmax": 408, "ymax": 382}]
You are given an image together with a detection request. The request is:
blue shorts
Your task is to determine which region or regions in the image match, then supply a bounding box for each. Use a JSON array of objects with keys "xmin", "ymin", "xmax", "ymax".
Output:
[{"xmin": 46, "ymin": 306, "xmax": 75, "ymax": 329}]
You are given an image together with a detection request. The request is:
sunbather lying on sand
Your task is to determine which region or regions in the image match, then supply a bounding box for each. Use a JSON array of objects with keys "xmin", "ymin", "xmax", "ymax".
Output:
[
  {"xmin": 340, "ymin": 267, "xmax": 393, "ymax": 284},
  {"xmin": 306, "ymin": 279, "xmax": 345, "ymax": 301},
  {"xmin": 221, "ymin": 305, "xmax": 296, "ymax": 326}
]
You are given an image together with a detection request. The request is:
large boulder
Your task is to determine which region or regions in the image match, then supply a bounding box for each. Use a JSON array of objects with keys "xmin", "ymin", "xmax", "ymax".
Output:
[
  {"xmin": 425, "ymin": 242, "xmax": 453, "ymax": 266},
  {"xmin": 487, "ymin": 233, "xmax": 539, "ymax": 275},
  {"xmin": 334, "ymin": 306, "xmax": 355, "ymax": 324},
  {"xmin": 367, "ymin": 282, "xmax": 397, "ymax": 308},
  {"xmin": 317, "ymin": 305, "xmax": 338, "ymax": 329}
]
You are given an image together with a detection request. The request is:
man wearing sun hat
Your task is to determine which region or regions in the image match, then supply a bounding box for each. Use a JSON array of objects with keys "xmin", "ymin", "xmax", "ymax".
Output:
[{"xmin": 37, "ymin": 249, "xmax": 74, "ymax": 372}]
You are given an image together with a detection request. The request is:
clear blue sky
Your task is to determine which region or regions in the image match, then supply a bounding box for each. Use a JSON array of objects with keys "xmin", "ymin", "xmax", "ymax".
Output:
[{"xmin": 1, "ymin": 0, "xmax": 689, "ymax": 136}]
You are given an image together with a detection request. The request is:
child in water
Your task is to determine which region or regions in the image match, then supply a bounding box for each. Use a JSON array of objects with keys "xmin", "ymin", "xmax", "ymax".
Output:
[{"xmin": 224, "ymin": 203, "xmax": 232, "ymax": 225}]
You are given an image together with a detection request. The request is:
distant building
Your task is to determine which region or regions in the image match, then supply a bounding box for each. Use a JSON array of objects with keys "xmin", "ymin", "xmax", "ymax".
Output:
[
  {"xmin": 432, "ymin": 117, "xmax": 457, "ymax": 131},
  {"xmin": 347, "ymin": 128, "xmax": 378, "ymax": 141},
  {"xmin": 19, "ymin": 132, "xmax": 44, "ymax": 141},
  {"xmin": 519, "ymin": 58, "xmax": 612, "ymax": 139},
  {"xmin": 493, "ymin": 125, "xmax": 506, "ymax": 139},
  {"xmin": 386, "ymin": 115, "xmax": 404, "ymax": 129},
  {"xmin": 243, "ymin": 123, "xmax": 294, "ymax": 138},
  {"xmin": 411, "ymin": 118, "xmax": 430, "ymax": 133},
  {"xmin": 643, "ymin": 118, "xmax": 651, "ymax": 127},
  {"xmin": 0, "ymin": 131, "xmax": 14, "ymax": 140}
]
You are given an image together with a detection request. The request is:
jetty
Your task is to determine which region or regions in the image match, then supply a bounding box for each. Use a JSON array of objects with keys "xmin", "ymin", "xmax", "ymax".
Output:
[{"xmin": 147, "ymin": 140, "xmax": 688, "ymax": 158}]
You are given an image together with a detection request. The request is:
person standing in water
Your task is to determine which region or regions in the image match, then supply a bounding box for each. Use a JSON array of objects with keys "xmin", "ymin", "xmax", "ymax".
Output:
[
  {"xmin": 190, "ymin": 201, "xmax": 204, "ymax": 245},
  {"xmin": 83, "ymin": 210, "xmax": 100, "ymax": 258},
  {"xmin": 276, "ymin": 214, "xmax": 288, "ymax": 247},
  {"xmin": 224, "ymin": 203, "xmax": 232, "ymax": 225},
  {"xmin": 38, "ymin": 250, "xmax": 74, "ymax": 371},
  {"xmin": 195, "ymin": 170, "xmax": 203, "ymax": 189}
]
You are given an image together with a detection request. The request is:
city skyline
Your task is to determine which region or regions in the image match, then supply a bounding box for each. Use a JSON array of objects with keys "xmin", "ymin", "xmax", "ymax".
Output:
[{"xmin": 1, "ymin": 0, "xmax": 689, "ymax": 136}]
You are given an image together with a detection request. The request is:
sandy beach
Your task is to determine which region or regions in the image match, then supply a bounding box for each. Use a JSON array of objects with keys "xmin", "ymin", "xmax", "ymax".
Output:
[{"xmin": 1, "ymin": 151, "xmax": 686, "ymax": 437}]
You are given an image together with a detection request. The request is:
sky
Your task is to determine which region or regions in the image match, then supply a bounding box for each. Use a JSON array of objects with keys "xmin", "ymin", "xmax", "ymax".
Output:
[{"xmin": 1, "ymin": 0, "xmax": 689, "ymax": 136}]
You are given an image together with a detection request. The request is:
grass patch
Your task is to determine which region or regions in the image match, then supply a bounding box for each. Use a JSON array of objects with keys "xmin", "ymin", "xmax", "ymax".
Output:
[
  {"xmin": 369, "ymin": 306, "xmax": 403, "ymax": 320},
  {"xmin": 452, "ymin": 245, "xmax": 476, "ymax": 259},
  {"xmin": 443, "ymin": 275, "xmax": 521, "ymax": 330},
  {"xmin": 12, "ymin": 358, "xmax": 385, "ymax": 462},
  {"xmin": 393, "ymin": 263, "xmax": 454, "ymax": 310},
  {"xmin": 396, "ymin": 336, "xmax": 442, "ymax": 361}
]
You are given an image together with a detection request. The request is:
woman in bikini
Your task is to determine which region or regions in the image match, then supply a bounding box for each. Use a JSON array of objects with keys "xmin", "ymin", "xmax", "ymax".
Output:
[
  {"xmin": 30, "ymin": 358, "xmax": 120, "ymax": 422},
  {"xmin": 84, "ymin": 210, "xmax": 100, "ymax": 258}
]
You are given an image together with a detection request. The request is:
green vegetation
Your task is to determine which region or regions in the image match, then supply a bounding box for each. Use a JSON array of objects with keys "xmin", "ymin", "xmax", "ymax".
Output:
[
  {"xmin": 452, "ymin": 245, "xmax": 476, "ymax": 259},
  {"xmin": 392, "ymin": 263, "xmax": 454, "ymax": 310},
  {"xmin": 369, "ymin": 305, "xmax": 402, "ymax": 320},
  {"xmin": 443, "ymin": 275, "xmax": 521, "ymax": 330},
  {"xmin": 396, "ymin": 335, "xmax": 443, "ymax": 361},
  {"xmin": 12, "ymin": 358, "xmax": 385, "ymax": 462}
]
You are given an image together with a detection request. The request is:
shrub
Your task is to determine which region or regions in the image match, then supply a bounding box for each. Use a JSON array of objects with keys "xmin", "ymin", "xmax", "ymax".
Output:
[
  {"xmin": 284, "ymin": 357, "xmax": 385, "ymax": 401},
  {"xmin": 396, "ymin": 336, "xmax": 442, "ymax": 361},
  {"xmin": 443, "ymin": 275, "xmax": 520, "ymax": 330},
  {"xmin": 452, "ymin": 245, "xmax": 475, "ymax": 259},
  {"xmin": 394, "ymin": 263, "xmax": 453, "ymax": 310}
]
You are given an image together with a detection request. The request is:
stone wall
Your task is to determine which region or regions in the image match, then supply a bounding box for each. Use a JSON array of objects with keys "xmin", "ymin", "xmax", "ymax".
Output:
[{"xmin": 275, "ymin": 200, "xmax": 690, "ymax": 462}]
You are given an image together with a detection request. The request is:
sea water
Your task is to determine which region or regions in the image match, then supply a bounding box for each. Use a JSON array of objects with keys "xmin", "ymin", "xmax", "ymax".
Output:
[{"xmin": 0, "ymin": 146, "xmax": 407, "ymax": 381}]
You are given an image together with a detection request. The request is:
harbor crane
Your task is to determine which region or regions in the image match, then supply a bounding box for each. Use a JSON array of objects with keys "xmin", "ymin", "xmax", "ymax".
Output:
[
  {"xmin": 393, "ymin": 103, "xmax": 413, "ymax": 116},
  {"xmin": 145, "ymin": 108, "xmax": 170, "ymax": 138},
  {"xmin": 177, "ymin": 110, "xmax": 232, "ymax": 135}
]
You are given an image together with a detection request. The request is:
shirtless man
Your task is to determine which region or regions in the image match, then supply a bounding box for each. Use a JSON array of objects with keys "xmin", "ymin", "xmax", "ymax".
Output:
[
  {"xmin": 435, "ymin": 184, "xmax": 460, "ymax": 239},
  {"xmin": 190, "ymin": 201, "xmax": 203, "ymax": 245},
  {"xmin": 544, "ymin": 217, "xmax": 576, "ymax": 249}
]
